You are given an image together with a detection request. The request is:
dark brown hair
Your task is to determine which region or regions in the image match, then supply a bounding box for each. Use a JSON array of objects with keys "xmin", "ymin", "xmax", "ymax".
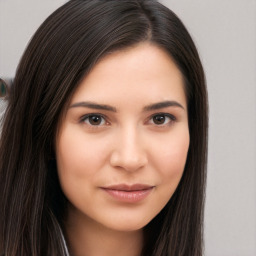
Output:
[{"xmin": 0, "ymin": 0, "xmax": 208, "ymax": 255}]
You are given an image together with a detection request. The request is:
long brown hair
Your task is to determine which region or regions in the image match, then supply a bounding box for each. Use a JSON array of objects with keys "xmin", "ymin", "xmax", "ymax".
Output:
[{"xmin": 0, "ymin": 0, "xmax": 208, "ymax": 255}]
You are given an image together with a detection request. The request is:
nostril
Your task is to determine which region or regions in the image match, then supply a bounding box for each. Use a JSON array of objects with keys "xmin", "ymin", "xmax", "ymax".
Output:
[{"xmin": 110, "ymin": 150, "xmax": 148, "ymax": 172}]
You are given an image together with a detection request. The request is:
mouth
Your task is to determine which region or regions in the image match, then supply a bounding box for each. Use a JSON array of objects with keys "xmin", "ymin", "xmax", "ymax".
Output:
[{"xmin": 101, "ymin": 184, "xmax": 155, "ymax": 203}]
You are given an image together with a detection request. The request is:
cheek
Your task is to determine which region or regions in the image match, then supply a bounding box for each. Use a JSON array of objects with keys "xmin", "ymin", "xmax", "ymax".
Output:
[
  {"xmin": 154, "ymin": 135, "xmax": 189, "ymax": 213},
  {"xmin": 56, "ymin": 129, "xmax": 108, "ymax": 179},
  {"xmin": 153, "ymin": 128, "xmax": 190, "ymax": 185},
  {"xmin": 55, "ymin": 128, "xmax": 109, "ymax": 208}
]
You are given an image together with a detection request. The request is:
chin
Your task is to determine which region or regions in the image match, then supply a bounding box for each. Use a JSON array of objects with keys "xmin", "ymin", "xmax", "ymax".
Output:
[{"xmin": 102, "ymin": 215, "xmax": 152, "ymax": 232}]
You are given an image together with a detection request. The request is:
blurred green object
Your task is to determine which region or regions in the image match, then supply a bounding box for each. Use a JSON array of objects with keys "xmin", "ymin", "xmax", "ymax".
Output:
[{"xmin": 0, "ymin": 78, "xmax": 8, "ymax": 98}]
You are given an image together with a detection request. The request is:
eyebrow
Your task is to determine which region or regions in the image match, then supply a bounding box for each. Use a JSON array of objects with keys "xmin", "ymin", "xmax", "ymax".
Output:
[
  {"xmin": 143, "ymin": 100, "xmax": 185, "ymax": 111},
  {"xmin": 69, "ymin": 100, "xmax": 185, "ymax": 112},
  {"xmin": 69, "ymin": 101, "xmax": 117, "ymax": 112}
]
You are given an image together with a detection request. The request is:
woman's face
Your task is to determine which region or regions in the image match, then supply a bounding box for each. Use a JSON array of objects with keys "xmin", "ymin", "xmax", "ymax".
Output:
[{"xmin": 56, "ymin": 43, "xmax": 189, "ymax": 232}]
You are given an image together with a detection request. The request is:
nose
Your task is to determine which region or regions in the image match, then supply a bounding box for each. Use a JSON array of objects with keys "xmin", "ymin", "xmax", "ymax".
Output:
[{"xmin": 110, "ymin": 128, "xmax": 148, "ymax": 172}]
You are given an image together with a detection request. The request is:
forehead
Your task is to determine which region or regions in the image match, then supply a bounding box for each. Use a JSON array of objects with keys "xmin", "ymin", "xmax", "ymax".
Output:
[{"xmin": 70, "ymin": 42, "xmax": 186, "ymax": 108}]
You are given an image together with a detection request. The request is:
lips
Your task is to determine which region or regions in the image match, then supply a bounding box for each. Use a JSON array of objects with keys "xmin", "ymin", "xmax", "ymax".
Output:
[
  {"xmin": 101, "ymin": 184, "xmax": 154, "ymax": 203},
  {"xmin": 104, "ymin": 184, "xmax": 153, "ymax": 191}
]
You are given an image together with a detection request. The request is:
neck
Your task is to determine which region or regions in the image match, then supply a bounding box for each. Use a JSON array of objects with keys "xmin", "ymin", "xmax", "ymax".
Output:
[{"xmin": 64, "ymin": 207, "xmax": 144, "ymax": 256}]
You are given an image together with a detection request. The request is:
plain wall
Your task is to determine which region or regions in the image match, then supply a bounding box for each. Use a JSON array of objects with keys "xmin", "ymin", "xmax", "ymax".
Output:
[{"xmin": 0, "ymin": 1, "xmax": 256, "ymax": 255}]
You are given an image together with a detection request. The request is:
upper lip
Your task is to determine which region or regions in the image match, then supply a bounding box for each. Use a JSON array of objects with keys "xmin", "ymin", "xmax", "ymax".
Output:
[{"xmin": 102, "ymin": 184, "xmax": 154, "ymax": 191}]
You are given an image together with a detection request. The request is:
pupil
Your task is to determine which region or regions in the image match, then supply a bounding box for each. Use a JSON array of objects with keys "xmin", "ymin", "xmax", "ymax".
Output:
[
  {"xmin": 153, "ymin": 115, "xmax": 165, "ymax": 124},
  {"xmin": 89, "ymin": 115, "xmax": 101, "ymax": 125}
]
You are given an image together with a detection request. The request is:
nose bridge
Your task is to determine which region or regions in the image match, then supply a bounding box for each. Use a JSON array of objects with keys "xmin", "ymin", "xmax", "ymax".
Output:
[{"xmin": 110, "ymin": 124, "xmax": 148, "ymax": 171}]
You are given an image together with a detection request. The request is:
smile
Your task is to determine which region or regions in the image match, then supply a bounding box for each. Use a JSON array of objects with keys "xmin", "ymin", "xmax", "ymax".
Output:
[{"xmin": 101, "ymin": 184, "xmax": 155, "ymax": 203}]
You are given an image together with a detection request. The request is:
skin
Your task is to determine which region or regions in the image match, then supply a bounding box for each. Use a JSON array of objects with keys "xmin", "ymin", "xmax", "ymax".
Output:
[{"xmin": 56, "ymin": 42, "xmax": 190, "ymax": 256}]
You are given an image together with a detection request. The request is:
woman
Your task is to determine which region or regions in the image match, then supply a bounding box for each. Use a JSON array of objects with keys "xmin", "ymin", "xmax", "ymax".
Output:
[{"xmin": 0, "ymin": 0, "xmax": 208, "ymax": 255}]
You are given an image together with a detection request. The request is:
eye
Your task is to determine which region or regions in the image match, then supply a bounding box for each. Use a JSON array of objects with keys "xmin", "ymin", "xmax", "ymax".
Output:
[
  {"xmin": 150, "ymin": 113, "xmax": 176, "ymax": 125},
  {"xmin": 80, "ymin": 114, "xmax": 108, "ymax": 126}
]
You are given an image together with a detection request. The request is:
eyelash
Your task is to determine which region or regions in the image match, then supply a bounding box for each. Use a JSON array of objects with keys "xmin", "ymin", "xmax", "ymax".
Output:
[{"xmin": 79, "ymin": 113, "xmax": 176, "ymax": 127}]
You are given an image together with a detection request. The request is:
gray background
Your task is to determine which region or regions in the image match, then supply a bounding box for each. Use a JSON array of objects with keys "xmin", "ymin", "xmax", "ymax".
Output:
[{"xmin": 0, "ymin": 0, "xmax": 255, "ymax": 255}]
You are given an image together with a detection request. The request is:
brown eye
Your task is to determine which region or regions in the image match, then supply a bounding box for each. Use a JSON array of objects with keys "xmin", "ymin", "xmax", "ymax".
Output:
[
  {"xmin": 89, "ymin": 115, "xmax": 102, "ymax": 125},
  {"xmin": 81, "ymin": 114, "xmax": 107, "ymax": 126},
  {"xmin": 153, "ymin": 114, "xmax": 166, "ymax": 125},
  {"xmin": 151, "ymin": 113, "xmax": 176, "ymax": 125}
]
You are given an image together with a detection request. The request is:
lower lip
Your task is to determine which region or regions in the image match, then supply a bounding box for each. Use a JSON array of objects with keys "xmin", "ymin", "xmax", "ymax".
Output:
[{"xmin": 102, "ymin": 188, "xmax": 153, "ymax": 203}]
